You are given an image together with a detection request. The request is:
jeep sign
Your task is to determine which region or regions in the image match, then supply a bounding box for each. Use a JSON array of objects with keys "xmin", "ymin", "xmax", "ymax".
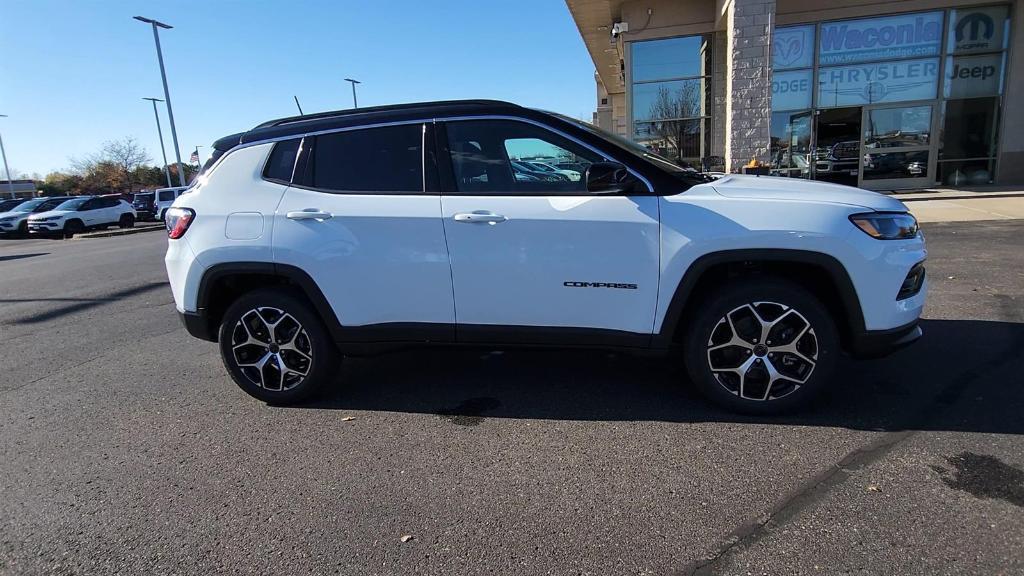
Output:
[{"xmin": 946, "ymin": 53, "xmax": 1004, "ymax": 98}]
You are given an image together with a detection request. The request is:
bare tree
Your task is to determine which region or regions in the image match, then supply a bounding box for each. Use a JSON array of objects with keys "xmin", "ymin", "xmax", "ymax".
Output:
[
  {"xmin": 646, "ymin": 83, "xmax": 703, "ymax": 165},
  {"xmin": 102, "ymin": 137, "xmax": 150, "ymax": 193}
]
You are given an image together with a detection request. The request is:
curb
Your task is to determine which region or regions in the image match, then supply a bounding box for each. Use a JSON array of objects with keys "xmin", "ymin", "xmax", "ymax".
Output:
[
  {"xmin": 893, "ymin": 192, "xmax": 1024, "ymax": 202},
  {"xmin": 75, "ymin": 224, "xmax": 166, "ymax": 239}
]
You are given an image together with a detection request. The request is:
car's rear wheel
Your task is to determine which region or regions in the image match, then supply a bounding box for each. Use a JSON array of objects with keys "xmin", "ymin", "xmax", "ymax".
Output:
[
  {"xmin": 683, "ymin": 278, "xmax": 839, "ymax": 414},
  {"xmin": 118, "ymin": 213, "xmax": 135, "ymax": 228},
  {"xmin": 63, "ymin": 219, "xmax": 84, "ymax": 239},
  {"xmin": 218, "ymin": 288, "xmax": 339, "ymax": 404}
]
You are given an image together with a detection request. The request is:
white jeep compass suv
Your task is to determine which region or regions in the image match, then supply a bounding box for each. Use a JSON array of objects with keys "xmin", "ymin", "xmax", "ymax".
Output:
[{"xmin": 165, "ymin": 100, "xmax": 926, "ymax": 414}]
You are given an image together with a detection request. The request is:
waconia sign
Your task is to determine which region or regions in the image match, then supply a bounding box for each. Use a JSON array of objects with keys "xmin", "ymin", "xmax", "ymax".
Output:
[{"xmin": 820, "ymin": 12, "xmax": 943, "ymax": 65}]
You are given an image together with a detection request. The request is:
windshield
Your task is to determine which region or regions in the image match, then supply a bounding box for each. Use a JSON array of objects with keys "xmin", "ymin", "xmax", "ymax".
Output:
[
  {"xmin": 52, "ymin": 198, "xmax": 87, "ymax": 211},
  {"xmin": 26, "ymin": 198, "xmax": 63, "ymax": 212},
  {"xmin": 134, "ymin": 193, "xmax": 154, "ymax": 201},
  {"xmin": 548, "ymin": 112, "xmax": 708, "ymax": 177},
  {"xmin": 0, "ymin": 199, "xmax": 28, "ymax": 212}
]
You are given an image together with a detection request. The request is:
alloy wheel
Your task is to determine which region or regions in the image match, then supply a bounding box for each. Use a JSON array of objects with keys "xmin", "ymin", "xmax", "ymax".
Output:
[
  {"xmin": 231, "ymin": 307, "xmax": 313, "ymax": 391},
  {"xmin": 706, "ymin": 301, "xmax": 818, "ymax": 401}
]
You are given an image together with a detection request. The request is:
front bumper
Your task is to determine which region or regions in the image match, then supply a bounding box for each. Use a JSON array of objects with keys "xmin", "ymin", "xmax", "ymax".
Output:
[
  {"xmin": 848, "ymin": 319, "xmax": 922, "ymax": 359},
  {"xmin": 28, "ymin": 221, "xmax": 62, "ymax": 233}
]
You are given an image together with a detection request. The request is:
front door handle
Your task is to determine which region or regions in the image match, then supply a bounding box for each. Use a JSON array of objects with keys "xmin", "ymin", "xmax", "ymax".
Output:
[
  {"xmin": 453, "ymin": 211, "xmax": 507, "ymax": 224},
  {"xmin": 287, "ymin": 209, "xmax": 333, "ymax": 221}
]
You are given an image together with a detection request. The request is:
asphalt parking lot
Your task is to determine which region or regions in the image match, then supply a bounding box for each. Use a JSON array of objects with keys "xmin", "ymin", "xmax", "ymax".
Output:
[{"xmin": 1, "ymin": 222, "xmax": 1022, "ymax": 575}]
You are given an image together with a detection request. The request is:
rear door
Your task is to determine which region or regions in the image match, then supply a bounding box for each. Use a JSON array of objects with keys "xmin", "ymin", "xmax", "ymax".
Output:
[
  {"xmin": 437, "ymin": 118, "xmax": 660, "ymax": 345},
  {"xmin": 78, "ymin": 198, "xmax": 103, "ymax": 225},
  {"xmin": 273, "ymin": 122, "xmax": 455, "ymax": 342}
]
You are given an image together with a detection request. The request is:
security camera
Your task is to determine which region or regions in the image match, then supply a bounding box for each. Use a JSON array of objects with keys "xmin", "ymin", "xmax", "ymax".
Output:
[{"xmin": 611, "ymin": 21, "xmax": 628, "ymax": 38}]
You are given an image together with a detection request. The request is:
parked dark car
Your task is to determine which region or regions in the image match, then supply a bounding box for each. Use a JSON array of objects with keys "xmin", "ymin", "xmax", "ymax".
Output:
[{"xmin": 133, "ymin": 192, "xmax": 156, "ymax": 220}]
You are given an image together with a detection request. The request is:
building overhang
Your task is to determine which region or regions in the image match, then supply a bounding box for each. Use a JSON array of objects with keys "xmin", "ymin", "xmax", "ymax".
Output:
[{"xmin": 565, "ymin": 0, "xmax": 627, "ymax": 95}]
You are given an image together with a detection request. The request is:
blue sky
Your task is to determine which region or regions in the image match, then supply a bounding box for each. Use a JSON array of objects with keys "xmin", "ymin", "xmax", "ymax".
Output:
[{"xmin": 0, "ymin": 0, "xmax": 596, "ymax": 177}]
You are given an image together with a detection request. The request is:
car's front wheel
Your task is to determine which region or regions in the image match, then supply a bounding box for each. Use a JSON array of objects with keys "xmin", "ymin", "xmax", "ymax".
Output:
[
  {"xmin": 218, "ymin": 288, "xmax": 339, "ymax": 404},
  {"xmin": 62, "ymin": 219, "xmax": 84, "ymax": 239},
  {"xmin": 683, "ymin": 278, "xmax": 839, "ymax": 414}
]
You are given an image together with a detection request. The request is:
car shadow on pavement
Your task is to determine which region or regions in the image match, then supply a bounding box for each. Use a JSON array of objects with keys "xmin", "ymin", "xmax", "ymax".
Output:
[
  {"xmin": 0, "ymin": 252, "xmax": 48, "ymax": 262},
  {"xmin": 300, "ymin": 318, "xmax": 1024, "ymax": 435},
  {"xmin": 7, "ymin": 281, "xmax": 168, "ymax": 325}
]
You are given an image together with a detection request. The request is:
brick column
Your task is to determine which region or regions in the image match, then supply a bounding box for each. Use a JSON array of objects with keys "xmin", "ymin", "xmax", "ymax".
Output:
[{"xmin": 724, "ymin": 0, "xmax": 775, "ymax": 172}]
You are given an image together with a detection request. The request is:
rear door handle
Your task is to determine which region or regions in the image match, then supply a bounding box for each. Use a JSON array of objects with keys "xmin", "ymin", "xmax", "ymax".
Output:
[
  {"xmin": 287, "ymin": 209, "xmax": 333, "ymax": 221},
  {"xmin": 453, "ymin": 211, "xmax": 507, "ymax": 224}
]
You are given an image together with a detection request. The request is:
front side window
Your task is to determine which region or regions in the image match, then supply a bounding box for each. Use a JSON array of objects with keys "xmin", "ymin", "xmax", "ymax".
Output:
[
  {"xmin": 444, "ymin": 120, "xmax": 601, "ymax": 194},
  {"xmin": 306, "ymin": 124, "xmax": 423, "ymax": 193}
]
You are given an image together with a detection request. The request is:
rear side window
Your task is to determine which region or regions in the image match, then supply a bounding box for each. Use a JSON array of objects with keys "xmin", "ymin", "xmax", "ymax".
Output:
[
  {"xmin": 263, "ymin": 139, "xmax": 301, "ymax": 183},
  {"xmin": 305, "ymin": 124, "xmax": 423, "ymax": 193},
  {"xmin": 158, "ymin": 191, "xmax": 175, "ymax": 201}
]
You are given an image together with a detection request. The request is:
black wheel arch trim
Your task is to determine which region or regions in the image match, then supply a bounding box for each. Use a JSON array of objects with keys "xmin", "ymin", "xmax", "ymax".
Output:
[
  {"xmin": 194, "ymin": 261, "xmax": 343, "ymax": 342},
  {"xmin": 652, "ymin": 248, "xmax": 866, "ymax": 349}
]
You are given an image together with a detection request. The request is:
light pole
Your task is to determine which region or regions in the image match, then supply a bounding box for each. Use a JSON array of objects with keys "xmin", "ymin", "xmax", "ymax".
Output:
[
  {"xmin": 134, "ymin": 16, "xmax": 186, "ymax": 187},
  {"xmin": 344, "ymin": 78, "xmax": 361, "ymax": 108},
  {"xmin": 142, "ymin": 98, "xmax": 173, "ymax": 188},
  {"xmin": 0, "ymin": 115, "xmax": 14, "ymax": 198}
]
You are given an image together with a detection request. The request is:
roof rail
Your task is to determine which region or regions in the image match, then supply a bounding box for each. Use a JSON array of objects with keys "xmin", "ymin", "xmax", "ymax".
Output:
[{"xmin": 251, "ymin": 99, "xmax": 519, "ymax": 130}]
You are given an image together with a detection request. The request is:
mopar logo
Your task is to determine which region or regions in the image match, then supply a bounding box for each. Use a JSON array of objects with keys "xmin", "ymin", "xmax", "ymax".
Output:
[
  {"xmin": 564, "ymin": 281, "xmax": 638, "ymax": 290},
  {"xmin": 956, "ymin": 12, "xmax": 994, "ymax": 43}
]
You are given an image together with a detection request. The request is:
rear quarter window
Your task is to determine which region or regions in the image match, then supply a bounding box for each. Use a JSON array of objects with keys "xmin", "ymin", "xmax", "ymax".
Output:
[{"xmin": 263, "ymin": 139, "xmax": 302, "ymax": 183}]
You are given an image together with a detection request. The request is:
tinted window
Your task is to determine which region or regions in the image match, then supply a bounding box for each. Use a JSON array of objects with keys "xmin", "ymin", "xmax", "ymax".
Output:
[
  {"xmin": 308, "ymin": 125, "xmax": 423, "ymax": 192},
  {"xmin": 34, "ymin": 199, "xmax": 66, "ymax": 212},
  {"xmin": 158, "ymin": 191, "xmax": 175, "ymax": 201},
  {"xmin": 101, "ymin": 197, "xmax": 120, "ymax": 208},
  {"xmin": 0, "ymin": 199, "xmax": 26, "ymax": 212},
  {"xmin": 444, "ymin": 120, "xmax": 601, "ymax": 194},
  {"xmin": 263, "ymin": 139, "xmax": 301, "ymax": 183}
]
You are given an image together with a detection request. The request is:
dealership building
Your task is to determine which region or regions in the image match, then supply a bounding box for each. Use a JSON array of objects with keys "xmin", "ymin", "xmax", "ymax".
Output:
[{"xmin": 567, "ymin": 0, "xmax": 1023, "ymax": 189}]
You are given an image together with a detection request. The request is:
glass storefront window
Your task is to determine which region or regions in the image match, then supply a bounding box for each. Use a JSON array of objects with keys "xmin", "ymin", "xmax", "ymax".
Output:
[
  {"xmin": 632, "ymin": 36, "xmax": 708, "ymax": 82},
  {"xmin": 633, "ymin": 118, "xmax": 706, "ymax": 169},
  {"xmin": 947, "ymin": 5, "xmax": 1010, "ymax": 54},
  {"xmin": 863, "ymin": 151, "xmax": 930, "ymax": 180},
  {"xmin": 773, "ymin": 25, "xmax": 815, "ymax": 70},
  {"xmin": 864, "ymin": 106, "xmax": 932, "ymax": 149},
  {"xmin": 770, "ymin": 111, "xmax": 812, "ymax": 177},
  {"xmin": 817, "ymin": 58, "xmax": 939, "ymax": 107},
  {"xmin": 945, "ymin": 53, "xmax": 1005, "ymax": 98},
  {"xmin": 819, "ymin": 12, "xmax": 943, "ymax": 65},
  {"xmin": 941, "ymin": 97, "xmax": 999, "ymax": 160},
  {"xmin": 631, "ymin": 34, "xmax": 711, "ymax": 169},
  {"xmin": 633, "ymin": 79, "xmax": 705, "ymax": 122},
  {"xmin": 938, "ymin": 159, "xmax": 995, "ymax": 185},
  {"xmin": 772, "ymin": 69, "xmax": 813, "ymax": 111}
]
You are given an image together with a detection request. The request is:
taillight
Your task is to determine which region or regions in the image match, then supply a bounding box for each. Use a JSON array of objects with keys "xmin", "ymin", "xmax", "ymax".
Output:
[{"xmin": 165, "ymin": 207, "xmax": 195, "ymax": 239}]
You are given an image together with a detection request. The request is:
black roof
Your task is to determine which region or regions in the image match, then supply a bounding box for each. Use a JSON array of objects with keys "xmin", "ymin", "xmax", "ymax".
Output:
[{"xmin": 213, "ymin": 99, "xmax": 528, "ymax": 151}]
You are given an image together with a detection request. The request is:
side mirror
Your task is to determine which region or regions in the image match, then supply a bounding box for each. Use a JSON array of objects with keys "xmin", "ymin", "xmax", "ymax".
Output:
[{"xmin": 585, "ymin": 161, "xmax": 638, "ymax": 194}]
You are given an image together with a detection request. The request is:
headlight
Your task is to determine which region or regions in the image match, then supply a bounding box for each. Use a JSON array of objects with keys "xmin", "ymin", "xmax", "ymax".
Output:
[{"xmin": 849, "ymin": 212, "xmax": 919, "ymax": 240}]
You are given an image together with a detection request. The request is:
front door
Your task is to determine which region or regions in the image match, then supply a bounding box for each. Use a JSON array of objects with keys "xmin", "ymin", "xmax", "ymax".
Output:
[
  {"xmin": 437, "ymin": 118, "xmax": 660, "ymax": 346},
  {"xmin": 812, "ymin": 107, "xmax": 861, "ymax": 186},
  {"xmin": 860, "ymin": 103, "xmax": 935, "ymax": 190}
]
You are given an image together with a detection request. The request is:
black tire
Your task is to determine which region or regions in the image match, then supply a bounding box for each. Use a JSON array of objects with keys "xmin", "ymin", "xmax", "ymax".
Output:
[
  {"xmin": 218, "ymin": 288, "xmax": 339, "ymax": 404},
  {"xmin": 17, "ymin": 220, "xmax": 28, "ymax": 238},
  {"xmin": 158, "ymin": 210, "xmax": 166, "ymax": 222},
  {"xmin": 682, "ymin": 277, "xmax": 840, "ymax": 415},
  {"xmin": 119, "ymin": 213, "xmax": 135, "ymax": 229},
  {"xmin": 63, "ymin": 219, "xmax": 84, "ymax": 239}
]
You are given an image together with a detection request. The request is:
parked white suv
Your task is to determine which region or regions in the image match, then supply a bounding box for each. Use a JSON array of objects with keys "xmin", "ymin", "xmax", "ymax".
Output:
[
  {"xmin": 28, "ymin": 195, "xmax": 136, "ymax": 237},
  {"xmin": 165, "ymin": 100, "xmax": 926, "ymax": 413},
  {"xmin": 153, "ymin": 186, "xmax": 189, "ymax": 221}
]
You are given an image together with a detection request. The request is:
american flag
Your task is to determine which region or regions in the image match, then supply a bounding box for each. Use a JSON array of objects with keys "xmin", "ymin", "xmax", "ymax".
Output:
[{"xmin": 190, "ymin": 150, "xmax": 200, "ymax": 164}]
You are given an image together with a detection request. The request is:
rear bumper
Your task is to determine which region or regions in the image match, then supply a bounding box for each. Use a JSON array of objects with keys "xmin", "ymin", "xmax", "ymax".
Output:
[
  {"xmin": 848, "ymin": 320, "xmax": 922, "ymax": 359},
  {"xmin": 179, "ymin": 310, "xmax": 217, "ymax": 342}
]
